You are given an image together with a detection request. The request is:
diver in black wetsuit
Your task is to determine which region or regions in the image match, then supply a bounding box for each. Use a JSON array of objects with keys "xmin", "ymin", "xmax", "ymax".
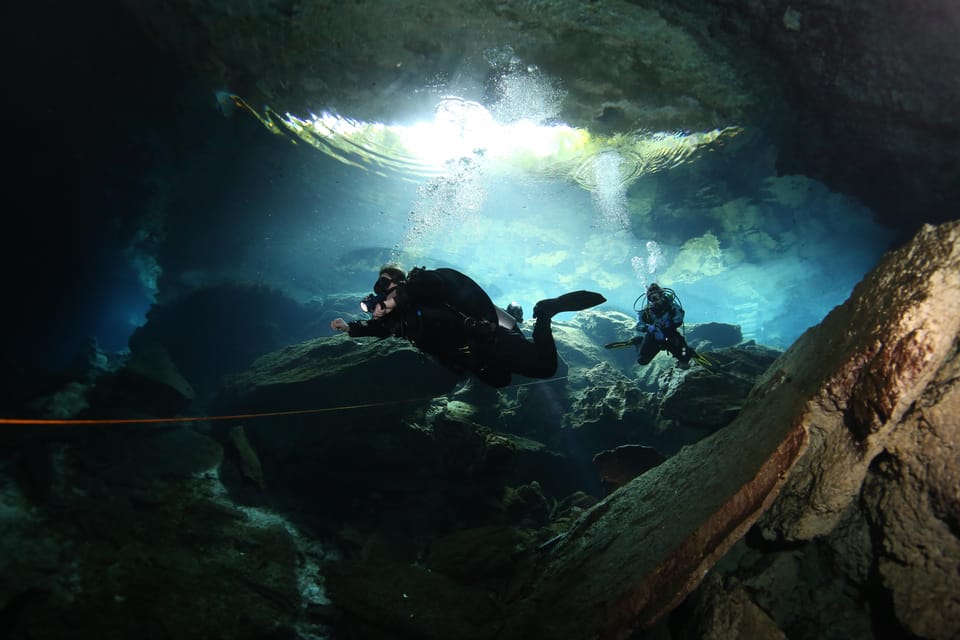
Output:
[{"xmin": 330, "ymin": 264, "xmax": 605, "ymax": 388}]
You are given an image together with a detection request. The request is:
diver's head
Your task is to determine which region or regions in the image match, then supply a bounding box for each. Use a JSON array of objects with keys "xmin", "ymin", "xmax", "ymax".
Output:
[
  {"xmin": 374, "ymin": 264, "xmax": 406, "ymax": 295},
  {"xmin": 647, "ymin": 283, "xmax": 665, "ymax": 304},
  {"xmin": 506, "ymin": 302, "xmax": 524, "ymax": 324}
]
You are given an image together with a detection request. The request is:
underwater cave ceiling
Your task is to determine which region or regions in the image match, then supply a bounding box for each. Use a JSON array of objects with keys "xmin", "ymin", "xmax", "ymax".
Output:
[{"xmin": 125, "ymin": 0, "xmax": 960, "ymax": 228}]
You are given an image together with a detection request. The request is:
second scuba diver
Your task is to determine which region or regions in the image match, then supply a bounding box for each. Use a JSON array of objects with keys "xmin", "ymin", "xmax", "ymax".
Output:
[{"xmin": 633, "ymin": 282, "xmax": 696, "ymax": 369}]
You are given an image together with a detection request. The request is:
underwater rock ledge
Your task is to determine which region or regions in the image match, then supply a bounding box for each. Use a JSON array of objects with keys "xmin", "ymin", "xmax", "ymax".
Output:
[
  {"xmin": 2, "ymin": 224, "xmax": 957, "ymax": 638},
  {"xmin": 500, "ymin": 221, "xmax": 960, "ymax": 639}
]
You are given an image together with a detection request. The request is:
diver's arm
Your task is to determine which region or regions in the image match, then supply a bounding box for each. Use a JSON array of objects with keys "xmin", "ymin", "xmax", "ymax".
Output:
[
  {"xmin": 351, "ymin": 319, "xmax": 394, "ymax": 338},
  {"xmin": 331, "ymin": 317, "xmax": 393, "ymax": 338},
  {"xmin": 671, "ymin": 302, "xmax": 685, "ymax": 327}
]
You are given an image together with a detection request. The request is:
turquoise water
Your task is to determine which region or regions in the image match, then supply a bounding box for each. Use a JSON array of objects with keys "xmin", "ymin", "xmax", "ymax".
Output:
[
  {"xmin": 4, "ymin": 3, "xmax": 896, "ymax": 367},
  {"xmin": 148, "ymin": 108, "xmax": 894, "ymax": 354},
  {"xmin": 0, "ymin": 6, "xmax": 917, "ymax": 639}
]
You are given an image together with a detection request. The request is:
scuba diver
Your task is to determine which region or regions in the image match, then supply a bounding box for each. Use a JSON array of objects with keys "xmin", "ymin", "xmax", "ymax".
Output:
[
  {"xmin": 632, "ymin": 282, "xmax": 695, "ymax": 369},
  {"xmin": 330, "ymin": 264, "xmax": 606, "ymax": 388}
]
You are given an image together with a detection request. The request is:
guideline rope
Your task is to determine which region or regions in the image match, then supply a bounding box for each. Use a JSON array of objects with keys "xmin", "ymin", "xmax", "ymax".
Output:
[{"xmin": 0, "ymin": 376, "xmax": 567, "ymax": 426}]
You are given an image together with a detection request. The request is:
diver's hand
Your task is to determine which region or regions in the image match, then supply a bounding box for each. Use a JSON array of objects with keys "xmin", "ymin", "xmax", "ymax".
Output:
[
  {"xmin": 639, "ymin": 323, "xmax": 665, "ymax": 340},
  {"xmin": 331, "ymin": 318, "xmax": 349, "ymax": 332}
]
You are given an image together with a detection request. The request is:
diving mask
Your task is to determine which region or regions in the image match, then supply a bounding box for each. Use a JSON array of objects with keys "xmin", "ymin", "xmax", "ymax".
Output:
[{"xmin": 373, "ymin": 275, "xmax": 396, "ymax": 296}]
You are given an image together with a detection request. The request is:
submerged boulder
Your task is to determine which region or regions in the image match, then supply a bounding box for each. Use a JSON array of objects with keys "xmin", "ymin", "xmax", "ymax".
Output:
[
  {"xmin": 86, "ymin": 345, "xmax": 195, "ymax": 417},
  {"xmin": 592, "ymin": 444, "xmax": 667, "ymax": 495},
  {"xmin": 656, "ymin": 342, "xmax": 782, "ymax": 443},
  {"xmin": 0, "ymin": 423, "xmax": 326, "ymax": 640},
  {"xmin": 215, "ymin": 334, "xmax": 462, "ymax": 418},
  {"xmin": 499, "ymin": 221, "xmax": 960, "ymax": 639},
  {"xmin": 101, "ymin": 224, "xmax": 957, "ymax": 639},
  {"xmin": 129, "ymin": 283, "xmax": 322, "ymax": 395},
  {"xmin": 325, "ymin": 559, "xmax": 500, "ymax": 640}
]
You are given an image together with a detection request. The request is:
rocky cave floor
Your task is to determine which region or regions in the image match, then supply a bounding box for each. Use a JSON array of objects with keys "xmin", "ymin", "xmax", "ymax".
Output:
[{"xmin": 2, "ymin": 218, "xmax": 959, "ymax": 640}]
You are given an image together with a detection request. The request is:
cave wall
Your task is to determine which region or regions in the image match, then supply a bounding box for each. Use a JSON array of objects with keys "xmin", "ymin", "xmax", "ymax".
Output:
[
  {"xmin": 664, "ymin": 0, "xmax": 960, "ymax": 228},
  {"xmin": 681, "ymin": 220, "xmax": 960, "ymax": 639}
]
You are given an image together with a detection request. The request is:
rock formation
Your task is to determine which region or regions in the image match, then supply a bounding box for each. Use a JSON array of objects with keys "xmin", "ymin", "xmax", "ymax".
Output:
[
  {"xmin": 500, "ymin": 220, "xmax": 960, "ymax": 639},
  {"xmin": 122, "ymin": 0, "xmax": 960, "ymax": 226},
  {"xmin": 0, "ymin": 222, "xmax": 957, "ymax": 638}
]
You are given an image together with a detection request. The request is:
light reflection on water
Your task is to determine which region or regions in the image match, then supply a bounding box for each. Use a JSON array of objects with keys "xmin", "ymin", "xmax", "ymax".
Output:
[{"xmin": 216, "ymin": 94, "xmax": 892, "ymax": 352}]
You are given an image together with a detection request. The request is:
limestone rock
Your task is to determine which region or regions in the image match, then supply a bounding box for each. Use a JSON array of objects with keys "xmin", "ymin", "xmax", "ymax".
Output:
[
  {"xmin": 227, "ymin": 424, "xmax": 266, "ymax": 489},
  {"xmin": 678, "ymin": 574, "xmax": 786, "ymax": 640},
  {"xmin": 700, "ymin": 0, "xmax": 960, "ymax": 225},
  {"xmin": 499, "ymin": 221, "xmax": 960, "ymax": 639},
  {"xmin": 859, "ymin": 345, "xmax": 960, "ymax": 639},
  {"xmin": 123, "ymin": 0, "xmax": 754, "ymax": 136},
  {"xmin": 216, "ymin": 334, "xmax": 461, "ymax": 417},
  {"xmin": 685, "ymin": 322, "xmax": 744, "ymax": 351},
  {"xmin": 704, "ymin": 537, "xmax": 874, "ymax": 639},
  {"xmin": 326, "ymin": 560, "xmax": 500, "ymax": 640},
  {"xmin": 758, "ymin": 221, "xmax": 960, "ymax": 541},
  {"xmin": 426, "ymin": 525, "xmax": 527, "ymax": 585},
  {"xmin": 566, "ymin": 343, "xmax": 779, "ymax": 459},
  {"xmin": 129, "ymin": 283, "xmax": 321, "ymax": 394},
  {"xmin": 121, "ymin": 0, "xmax": 959, "ymax": 229},
  {"xmin": 563, "ymin": 361, "xmax": 654, "ymax": 453},
  {"xmin": 0, "ymin": 426, "xmax": 319, "ymax": 640},
  {"xmin": 86, "ymin": 345, "xmax": 195, "ymax": 417},
  {"xmin": 658, "ymin": 343, "xmax": 781, "ymax": 433},
  {"xmin": 592, "ymin": 444, "xmax": 667, "ymax": 494}
]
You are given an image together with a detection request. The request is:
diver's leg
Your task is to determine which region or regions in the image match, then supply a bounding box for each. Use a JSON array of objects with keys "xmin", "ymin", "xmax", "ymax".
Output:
[
  {"xmin": 489, "ymin": 289, "xmax": 603, "ymax": 381},
  {"xmin": 526, "ymin": 317, "xmax": 559, "ymax": 378},
  {"xmin": 497, "ymin": 289, "xmax": 602, "ymax": 379},
  {"xmin": 496, "ymin": 319, "xmax": 557, "ymax": 379},
  {"xmin": 637, "ymin": 334, "xmax": 660, "ymax": 365},
  {"xmin": 473, "ymin": 364, "xmax": 512, "ymax": 388},
  {"xmin": 667, "ymin": 334, "xmax": 694, "ymax": 366},
  {"xmin": 471, "ymin": 326, "xmax": 551, "ymax": 383}
]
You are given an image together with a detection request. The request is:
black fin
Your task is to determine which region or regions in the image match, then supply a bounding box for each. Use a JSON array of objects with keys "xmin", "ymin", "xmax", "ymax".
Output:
[{"xmin": 533, "ymin": 291, "xmax": 606, "ymax": 319}]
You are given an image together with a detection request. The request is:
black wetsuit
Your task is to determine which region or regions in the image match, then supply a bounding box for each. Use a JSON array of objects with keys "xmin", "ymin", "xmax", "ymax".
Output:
[{"xmin": 346, "ymin": 268, "xmax": 558, "ymax": 388}]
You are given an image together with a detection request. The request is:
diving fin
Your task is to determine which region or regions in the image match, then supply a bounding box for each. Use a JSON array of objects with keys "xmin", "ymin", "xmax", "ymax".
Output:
[
  {"xmin": 533, "ymin": 291, "xmax": 606, "ymax": 319},
  {"xmin": 685, "ymin": 351, "xmax": 723, "ymax": 374},
  {"xmin": 693, "ymin": 352, "xmax": 718, "ymax": 368},
  {"xmin": 605, "ymin": 336, "xmax": 642, "ymax": 349}
]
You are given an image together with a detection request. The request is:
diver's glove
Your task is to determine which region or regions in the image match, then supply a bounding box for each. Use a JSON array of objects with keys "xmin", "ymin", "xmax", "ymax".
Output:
[{"xmin": 637, "ymin": 323, "xmax": 663, "ymax": 339}]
